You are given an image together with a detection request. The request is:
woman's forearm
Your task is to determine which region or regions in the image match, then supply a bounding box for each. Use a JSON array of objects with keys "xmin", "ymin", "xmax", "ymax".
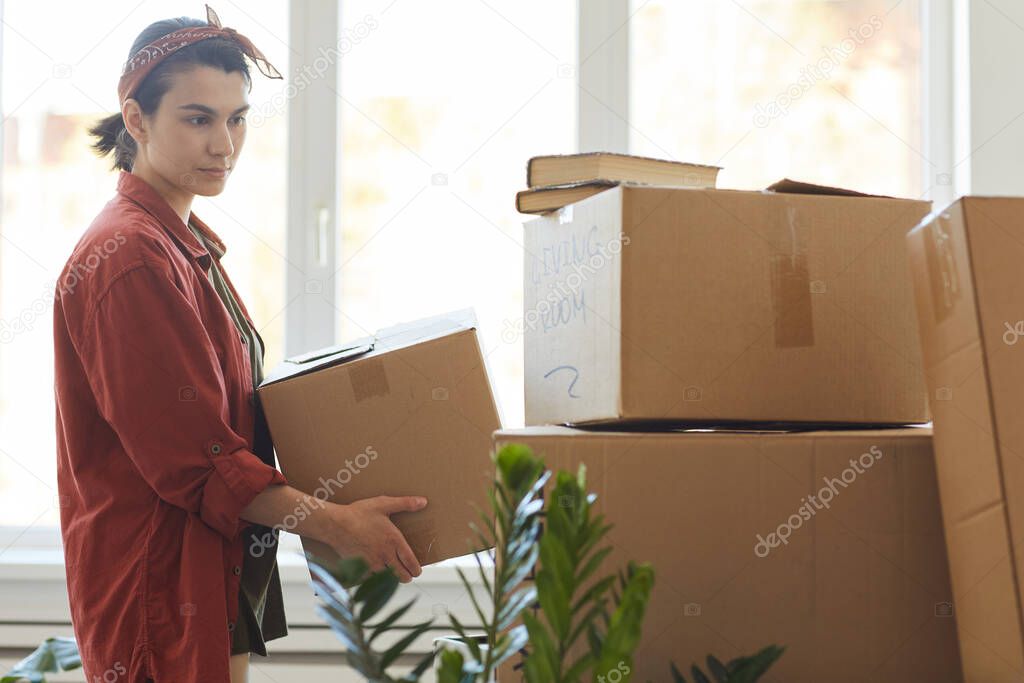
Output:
[
  {"xmin": 240, "ymin": 483, "xmax": 339, "ymax": 544},
  {"xmin": 240, "ymin": 483, "xmax": 429, "ymax": 582}
]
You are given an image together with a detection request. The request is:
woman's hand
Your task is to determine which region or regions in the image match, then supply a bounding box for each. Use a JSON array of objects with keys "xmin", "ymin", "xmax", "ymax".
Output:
[
  {"xmin": 240, "ymin": 484, "xmax": 428, "ymax": 583},
  {"xmin": 325, "ymin": 495, "xmax": 428, "ymax": 583}
]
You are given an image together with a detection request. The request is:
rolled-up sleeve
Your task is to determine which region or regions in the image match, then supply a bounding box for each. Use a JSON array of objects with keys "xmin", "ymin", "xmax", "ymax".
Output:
[{"xmin": 76, "ymin": 259, "xmax": 286, "ymax": 539}]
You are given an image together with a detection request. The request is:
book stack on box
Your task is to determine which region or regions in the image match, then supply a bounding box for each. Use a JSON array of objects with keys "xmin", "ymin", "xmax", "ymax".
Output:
[{"xmin": 515, "ymin": 152, "xmax": 720, "ymax": 214}]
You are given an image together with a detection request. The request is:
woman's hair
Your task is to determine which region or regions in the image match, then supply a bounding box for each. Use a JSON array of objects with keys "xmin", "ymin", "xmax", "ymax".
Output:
[{"xmin": 88, "ymin": 17, "xmax": 253, "ymax": 172}]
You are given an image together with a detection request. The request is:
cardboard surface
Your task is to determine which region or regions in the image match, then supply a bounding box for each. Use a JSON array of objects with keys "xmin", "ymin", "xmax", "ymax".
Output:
[
  {"xmin": 494, "ymin": 426, "xmax": 960, "ymax": 683},
  {"xmin": 523, "ymin": 185, "xmax": 932, "ymax": 425},
  {"xmin": 907, "ymin": 197, "xmax": 1024, "ymax": 682},
  {"xmin": 257, "ymin": 310, "xmax": 502, "ymax": 568}
]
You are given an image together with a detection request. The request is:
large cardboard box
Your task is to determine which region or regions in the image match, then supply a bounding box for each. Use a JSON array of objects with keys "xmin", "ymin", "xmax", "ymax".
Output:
[
  {"xmin": 257, "ymin": 309, "xmax": 501, "ymax": 567},
  {"xmin": 907, "ymin": 197, "xmax": 1024, "ymax": 682},
  {"xmin": 494, "ymin": 426, "xmax": 960, "ymax": 683},
  {"xmin": 522, "ymin": 183, "xmax": 932, "ymax": 426}
]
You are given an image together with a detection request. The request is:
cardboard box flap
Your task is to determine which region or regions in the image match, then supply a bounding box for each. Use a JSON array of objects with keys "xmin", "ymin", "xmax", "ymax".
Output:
[
  {"xmin": 374, "ymin": 308, "xmax": 478, "ymax": 349},
  {"xmin": 259, "ymin": 339, "xmax": 375, "ymax": 387},
  {"xmin": 766, "ymin": 178, "xmax": 892, "ymax": 198},
  {"xmin": 258, "ymin": 308, "xmax": 479, "ymax": 388}
]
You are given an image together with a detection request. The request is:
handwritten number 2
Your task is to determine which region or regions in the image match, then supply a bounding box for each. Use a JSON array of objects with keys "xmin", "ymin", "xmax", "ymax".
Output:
[{"xmin": 544, "ymin": 365, "xmax": 580, "ymax": 398}]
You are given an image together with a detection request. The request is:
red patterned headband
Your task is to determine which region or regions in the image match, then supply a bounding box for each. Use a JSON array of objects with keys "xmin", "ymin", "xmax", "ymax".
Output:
[{"xmin": 117, "ymin": 4, "xmax": 282, "ymax": 107}]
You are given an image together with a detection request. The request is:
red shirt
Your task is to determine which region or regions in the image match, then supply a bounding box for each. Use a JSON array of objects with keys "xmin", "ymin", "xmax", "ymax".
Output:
[{"xmin": 53, "ymin": 171, "xmax": 288, "ymax": 682}]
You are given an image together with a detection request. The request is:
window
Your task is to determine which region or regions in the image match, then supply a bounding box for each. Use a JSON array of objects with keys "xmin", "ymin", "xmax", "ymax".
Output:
[
  {"xmin": 630, "ymin": 0, "xmax": 923, "ymax": 197},
  {"xmin": 334, "ymin": 0, "xmax": 577, "ymax": 428},
  {"xmin": 0, "ymin": 1, "xmax": 288, "ymax": 531}
]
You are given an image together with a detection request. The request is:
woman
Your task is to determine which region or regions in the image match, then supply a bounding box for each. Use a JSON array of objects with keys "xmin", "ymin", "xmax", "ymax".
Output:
[{"xmin": 53, "ymin": 6, "xmax": 427, "ymax": 682}]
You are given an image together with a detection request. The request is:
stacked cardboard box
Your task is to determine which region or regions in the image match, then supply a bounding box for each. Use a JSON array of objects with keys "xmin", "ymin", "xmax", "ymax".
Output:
[
  {"xmin": 500, "ymin": 172, "xmax": 962, "ymax": 681},
  {"xmin": 907, "ymin": 198, "xmax": 1024, "ymax": 682},
  {"xmin": 521, "ymin": 181, "xmax": 932, "ymax": 425},
  {"xmin": 495, "ymin": 426, "xmax": 959, "ymax": 682}
]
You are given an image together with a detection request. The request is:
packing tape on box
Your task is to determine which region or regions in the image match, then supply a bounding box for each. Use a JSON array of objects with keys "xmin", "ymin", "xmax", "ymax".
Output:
[
  {"xmin": 770, "ymin": 206, "xmax": 815, "ymax": 348},
  {"xmin": 349, "ymin": 357, "xmax": 390, "ymax": 402},
  {"xmin": 923, "ymin": 209, "xmax": 960, "ymax": 324}
]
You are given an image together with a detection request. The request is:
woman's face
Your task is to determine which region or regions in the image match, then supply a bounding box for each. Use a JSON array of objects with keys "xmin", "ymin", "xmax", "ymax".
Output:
[{"xmin": 128, "ymin": 65, "xmax": 250, "ymax": 198}]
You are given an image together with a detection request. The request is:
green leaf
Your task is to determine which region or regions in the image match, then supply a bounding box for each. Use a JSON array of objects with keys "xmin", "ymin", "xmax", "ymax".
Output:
[
  {"xmin": 501, "ymin": 543, "xmax": 540, "ymax": 595},
  {"xmin": 539, "ymin": 533, "xmax": 574, "ymax": 591},
  {"xmin": 504, "ymin": 535, "xmax": 540, "ymax": 578},
  {"xmin": 521, "ymin": 611, "xmax": 559, "ymax": 683},
  {"xmin": 313, "ymin": 605, "xmax": 362, "ymax": 652},
  {"xmin": 492, "ymin": 623, "xmax": 529, "ymax": 668},
  {"xmin": 563, "ymin": 651, "xmax": 596, "ymax": 683},
  {"xmin": 355, "ymin": 569, "xmax": 400, "ymax": 623},
  {"xmin": 400, "ymin": 651, "xmax": 436, "ymax": 682},
  {"xmin": 2, "ymin": 637, "xmax": 81, "ymax": 683},
  {"xmin": 447, "ymin": 613, "xmax": 482, "ymax": 663},
  {"xmin": 567, "ymin": 599, "xmax": 609, "ymax": 649},
  {"xmin": 707, "ymin": 655, "xmax": 729, "ymax": 682},
  {"xmin": 379, "ymin": 619, "xmax": 433, "ymax": 669},
  {"xmin": 593, "ymin": 563, "xmax": 655, "ymax": 676},
  {"xmin": 576, "ymin": 546, "xmax": 614, "ymax": 589},
  {"xmin": 367, "ymin": 598, "xmax": 419, "ymax": 644},
  {"xmin": 308, "ymin": 553, "xmax": 368, "ymax": 588},
  {"xmin": 455, "ymin": 566, "xmax": 490, "ymax": 628},
  {"xmin": 497, "ymin": 584, "xmax": 538, "ymax": 631},
  {"xmin": 311, "ymin": 584, "xmax": 355, "ymax": 624},
  {"xmin": 307, "ymin": 560, "xmax": 357, "ymax": 622},
  {"xmin": 495, "ymin": 443, "xmax": 545, "ymax": 494},
  {"xmin": 471, "ymin": 547, "xmax": 495, "ymax": 596},
  {"xmin": 535, "ymin": 569, "xmax": 571, "ymax": 642},
  {"xmin": 436, "ymin": 648, "xmax": 467, "ymax": 683},
  {"xmin": 571, "ymin": 574, "xmax": 615, "ymax": 615},
  {"xmin": 579, "ymin": 517, "xmax": 614, "ymax": 559},
  {"xmin": 727, "ymin": 645, "xmax": 785, "ymax": 683},
  {"xmin": 668, "ymin": 645, "xmax": 786, "ymax": 683},
  {"xmin": 690, "ymin": 665, "xmax": 712, "ymax": 683}
]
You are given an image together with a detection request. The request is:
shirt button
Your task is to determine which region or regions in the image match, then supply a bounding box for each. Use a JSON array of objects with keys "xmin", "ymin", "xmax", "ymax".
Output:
[
  {"xmin": 209, "ymin": 442, "xmax": 222, "ymax": 456},
  {"xmin": 233, "ymin": 565, "xmax": 242, "ymax": 576},
  {"xmin": 228, "ymin": 621, "xmax": 235, "ymax": 632}
]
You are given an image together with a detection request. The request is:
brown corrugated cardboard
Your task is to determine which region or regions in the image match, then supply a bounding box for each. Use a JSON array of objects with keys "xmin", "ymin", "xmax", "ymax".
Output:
[
  {"xmin": 907, "ymin": 197, "xmax": 1024, "ymax": 682},
  {"xmin": 522, "ymin": 184, "xmax": 932, "ymax": 426},
  {"xmin": 257, "ymin": 309, "xmax": 502, "ymax": 568},
  {"xmin": 494, "ymin": 426, "xmax": 960, "ymax": 683}
]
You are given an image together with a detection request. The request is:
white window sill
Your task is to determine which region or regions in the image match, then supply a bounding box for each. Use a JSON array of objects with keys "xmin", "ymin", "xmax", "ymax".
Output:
[{"xmin": 0, "ymin": 543, "xmax": 494, "ymax": 654}]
